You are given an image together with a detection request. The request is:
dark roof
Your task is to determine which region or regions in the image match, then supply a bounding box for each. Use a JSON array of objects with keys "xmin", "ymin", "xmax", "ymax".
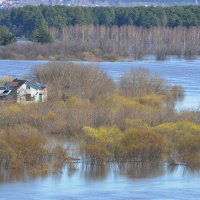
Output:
[
  {"xmin": 2, "ymin": 79, "xmax": 47, "ymax": 91},
  {"xmin": 5, "ymin": 79, "xmax": 26, "ymax": 90},
  {"xmin": 13, "ymin": 79, "xmax": 47, "ymax": 89},
  {"xmin": 6, "ymin": 81, "xmax": 20, "ymax": 87}
]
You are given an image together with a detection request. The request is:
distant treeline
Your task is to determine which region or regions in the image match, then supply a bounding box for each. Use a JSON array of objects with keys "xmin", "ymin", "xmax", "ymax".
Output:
[
  {"xmin": 1, "ymin": 25, "xmax": 199, "ymax": 60},
  {"xmin": 0, "ymin": 5, "xmax": 200, "ymax": 58},
  {"xmin": 1, "ymin": 5, "xmax": 200, "ymax": 38}
]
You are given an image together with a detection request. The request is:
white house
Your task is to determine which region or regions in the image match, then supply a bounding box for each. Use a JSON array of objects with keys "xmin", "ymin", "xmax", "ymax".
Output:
[{"xmin": 0, "ymin": 79, "xmax": 47, "ymax": 103}]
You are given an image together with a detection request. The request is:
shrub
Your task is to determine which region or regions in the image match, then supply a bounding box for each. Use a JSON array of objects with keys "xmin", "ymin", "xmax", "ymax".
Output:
[
  {"xmin": 119, "ymin": 68, "xmax": 166, "ymax": 98},
  {"xmin": 0, "ymin": 140, "xmax": 16, "ymax": 169},
  {"xmin": 120, "ymin": 129, "xmax": 166, "ymax": 161},
  {"xmin": 33, "ymin": 63, "xmax": 115, "ymax": 100},
  {"xmin": 82, "ymin": 126, "xmax": 122, "ymax": 163}
]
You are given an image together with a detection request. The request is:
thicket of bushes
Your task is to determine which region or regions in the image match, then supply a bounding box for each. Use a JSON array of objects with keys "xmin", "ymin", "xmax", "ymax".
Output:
[
  {"xmin": 82, "ymin": 121, "xmax": 200, "ymax": 168},
  {"xmin": 0, "ymin": 63, "xmax": 200, "ymax": 170},
  {"xmin": 0, "ymin": 124, "xmax": 66, "ymax": 171}
]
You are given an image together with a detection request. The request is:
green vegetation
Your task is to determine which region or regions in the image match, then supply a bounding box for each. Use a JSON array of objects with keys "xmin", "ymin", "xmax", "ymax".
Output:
[
  {"xmin": 2, "ymin": 5, "xmax": 200, "ymax": 30},
  {"xmin": 0, "ymin": 6, "xmax": 200, "ymax": 59},
  {"xmin": 32, "ymin": 28, "xmax": 53, "ymax": 43},
  {"xmin": 0, "ymin": 27, "xmax": 15, "ymax": 46},
  {"xmin": 0, "ymin": 5, "xmax": 200, "ymax": 42}
]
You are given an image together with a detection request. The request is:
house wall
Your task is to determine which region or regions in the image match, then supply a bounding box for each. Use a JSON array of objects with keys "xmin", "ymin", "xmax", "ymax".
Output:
[
  {"xmin": 40, "ymin": 87, "xmax": 48, "ymax": 102},
  {"xmin": 17, "ymin": 82, "xmax": 47, "ymax": 103}
]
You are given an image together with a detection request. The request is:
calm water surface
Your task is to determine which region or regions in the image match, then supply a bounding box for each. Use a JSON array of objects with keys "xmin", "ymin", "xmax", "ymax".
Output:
[
  {"xmin": 0, "ymin": 163, "xmax": 200, "ymax": 200},
  {"xmin": 0, "ymin": 58, "xmax": 200, "ymax": 199},
  {"xmin": 0, "ymin": 58, "xmax": 200, "ymax": 109}
]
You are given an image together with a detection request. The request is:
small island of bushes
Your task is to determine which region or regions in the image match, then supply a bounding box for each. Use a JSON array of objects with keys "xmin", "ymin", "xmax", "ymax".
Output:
[{"xmin": 0, "ymin": 63, "xmax": 200, "ymax": 176}]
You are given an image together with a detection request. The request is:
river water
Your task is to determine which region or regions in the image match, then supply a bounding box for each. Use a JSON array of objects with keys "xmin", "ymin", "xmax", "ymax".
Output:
[
  {"xmin": 0, "ymin": 58, "xmax": 200, "ymax": 109},
  {"xmin": 0, "ymin": 163, "xmax": 200, "ymax": 200},
  {"xmin": 0, "ymin": 58, "xmax": 200, "ymax": 199}
]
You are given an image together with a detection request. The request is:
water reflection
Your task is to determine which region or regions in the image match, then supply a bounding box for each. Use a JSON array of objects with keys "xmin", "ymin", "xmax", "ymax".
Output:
[
  {"xmin": 80, "ymin": 162, "xmax": 165, "ymax": 180},
  {"xmin": 0, "ymin": 162, "xmax": 65, "ymax": 184},
  {"xmin": 118, "ymin": 162, "xmax": 164, "ymax": 179},
  {"xmin": 1, "ymin": 162, "xmax": 200, "ymax": 185},
  {"xmin": 68, "ymin": 162, "xmax": 200, "ymax": 181},
  {"xmin": 80, "ymin": 162, "xmax": 165, "ymax": 181},
  {"xmin": 81, "ymin": 164, "xmax": 109, "ymax": 180},
  {"xmin": 67, "ymin": 163, "xmax": 78, "ymax": 177},
  {"xmin": 1, "ymin": 162, "xmax": 200, "ymax": 200}
]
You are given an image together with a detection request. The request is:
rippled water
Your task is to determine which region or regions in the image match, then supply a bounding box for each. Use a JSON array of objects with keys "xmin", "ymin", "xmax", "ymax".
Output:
[{"xmin": 0, "ymin": 58, "xmax": 200, "ymax": 110}]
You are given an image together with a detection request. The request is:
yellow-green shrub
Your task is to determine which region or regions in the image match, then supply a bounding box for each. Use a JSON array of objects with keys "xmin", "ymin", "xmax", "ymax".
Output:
[
  {"xmin": 154, "ymin": 121, "xmax": 200, "ymax": 165},
  {"xmin": 120, "ymin": 129, "xmax": 167, "ymax": 161},
  {"xmin": 138, "ymin": 94, "xmax": 164, "ymax": 107},
  {"xmin": 124, "ymin": 119, "xmax": 150, "ymax": 130},
  {"xmin": 82, "ymin": 126, "xmax": 122, "ymax": 163}
]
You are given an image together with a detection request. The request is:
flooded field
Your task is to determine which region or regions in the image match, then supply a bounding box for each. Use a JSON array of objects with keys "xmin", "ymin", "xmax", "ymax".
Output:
[{"xmin": 0, "ymin": 58, "xmax": 200, "ymax": 199}]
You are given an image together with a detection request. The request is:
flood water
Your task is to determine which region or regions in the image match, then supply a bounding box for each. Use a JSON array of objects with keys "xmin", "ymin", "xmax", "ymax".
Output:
[
  {"xmin": 0, "ymin": 163, "xmax": 200, "ymax": 200},
  {"xmin": 0, "ymin": 58, "xmax": 200, "ymax": 199},
  {"xmin": 0, "ymin": 57, "xmax": 200, "ymax": 110}
]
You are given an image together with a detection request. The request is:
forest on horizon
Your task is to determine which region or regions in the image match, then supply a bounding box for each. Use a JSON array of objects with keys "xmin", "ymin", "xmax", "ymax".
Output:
[
  {"xmin": 0, "ymin": 5, "xmax": 200, "ymax": 59},
  {"xmin": 1, "ymin": 5, "xmax": 200, "ymax": 36}
]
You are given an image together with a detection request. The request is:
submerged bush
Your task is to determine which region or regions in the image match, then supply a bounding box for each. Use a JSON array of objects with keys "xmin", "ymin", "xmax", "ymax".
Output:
[
  {"xmin": 0, "ymin": 139, "xmax": 17, "ymax": 169},
  {"xmin": 0, "ymin": 125, "xmax": 66, "ymax": 170},
  {"xmin": 119, "ymin": 129, "xmax": 166, "ymax": 162},
  {"xmin": 82, "ymin": 126, "xmax": 122, "ymax": 163},
  {"xmin": 1, "ymin": 63, "xmax": 200, "ymax": 170},
  {"xmin": 82, "ymin": 125, "xmax": 167, "ymax": 163},
  {"xmin": 0, "ymin": 126, "xmax": 45, "ymax": 168},
  {"xmin": 154, "ymin": 121, "xmax": 200, "ymax": 167}
]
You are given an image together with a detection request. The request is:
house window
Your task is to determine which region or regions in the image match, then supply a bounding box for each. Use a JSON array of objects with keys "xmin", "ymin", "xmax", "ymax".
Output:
[
  {"xmin": 39, "ymin": 94, "xmax": 43, "ymax": 102},
  {"xmin": 26, "ymin": 94, "xmax": 31, "ymax": 101},
  {"xmin": 26, "ymin": 84, "xmax": 30, "ymax": 89}
]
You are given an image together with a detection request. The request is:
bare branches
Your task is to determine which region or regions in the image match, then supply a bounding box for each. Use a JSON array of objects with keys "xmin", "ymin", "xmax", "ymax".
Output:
[{"xmin": 33, "ymin": 62, "xmax": 115, "ymax": 100}]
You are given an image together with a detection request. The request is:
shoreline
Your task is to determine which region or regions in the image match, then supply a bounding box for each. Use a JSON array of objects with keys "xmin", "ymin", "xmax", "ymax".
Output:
[{"xmin": 0, "ymin": 54, "xmax": 200, "ymax": 62}]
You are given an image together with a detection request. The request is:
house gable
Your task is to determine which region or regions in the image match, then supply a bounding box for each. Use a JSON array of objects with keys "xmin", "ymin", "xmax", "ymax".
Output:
[{"xmin": 0, "ymin": 79, "xmax": 47, "ymax": 103}]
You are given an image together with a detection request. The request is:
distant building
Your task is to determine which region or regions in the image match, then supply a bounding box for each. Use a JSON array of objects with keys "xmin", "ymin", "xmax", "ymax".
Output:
[{"xmin": 0, "ymin": 79, "xmax": 47, "ymax": 103}]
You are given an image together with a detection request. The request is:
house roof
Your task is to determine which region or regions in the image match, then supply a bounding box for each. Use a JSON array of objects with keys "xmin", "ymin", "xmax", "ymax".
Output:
[
  {"xmin": 0, "ymin": 79, "xmax": 46, "ymax": 100},
  {"xmin": 6, "ymin": 81, "xmax": 21, "ymax": 87},
  {"xmin": 1, "ymin": 79, "xmax": 46, "ymax": 94},
  {"xmin": 11, "ymin": 79, "xmax": 47, "ymax": 89}
]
